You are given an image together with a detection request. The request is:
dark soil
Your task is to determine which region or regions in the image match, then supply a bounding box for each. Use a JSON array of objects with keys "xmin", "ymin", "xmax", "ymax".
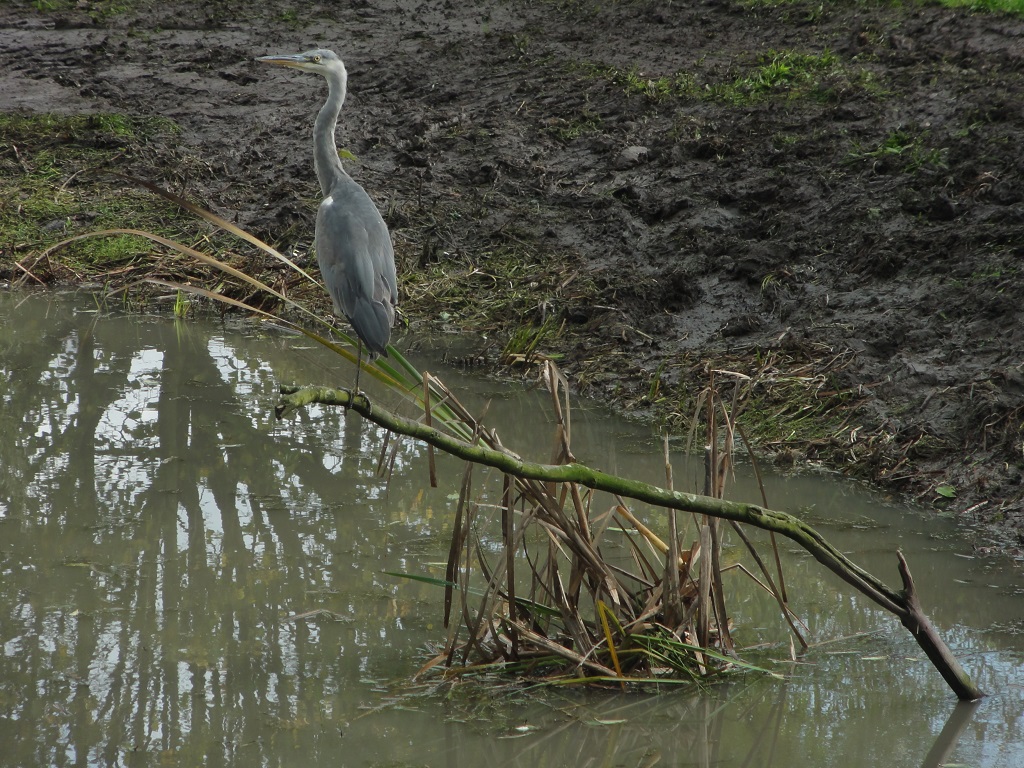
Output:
[{"xmin": 2, "ymin": 0, "xmax": 1023, "ymax": 548}]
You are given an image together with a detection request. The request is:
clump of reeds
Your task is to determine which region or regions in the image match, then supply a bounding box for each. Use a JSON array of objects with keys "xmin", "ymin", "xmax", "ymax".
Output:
[{"xmin": 396, "ymin": 362, "xmax": 798, "ymax": 687}]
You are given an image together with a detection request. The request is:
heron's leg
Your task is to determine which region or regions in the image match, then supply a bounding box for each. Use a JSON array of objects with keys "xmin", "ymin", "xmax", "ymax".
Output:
[{"xmin": 353, "ymin": 337, "xmax": 363, "ymax": 394}]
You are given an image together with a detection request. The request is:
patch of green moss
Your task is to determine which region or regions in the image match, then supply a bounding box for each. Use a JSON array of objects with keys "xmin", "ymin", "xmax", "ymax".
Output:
[
  {"xmin": 574, "ymin": 48, "xmax": 882, "ymax": 107},
  {"xmin": 847, "ymin": 128, "xmax": 948, "ymax": 173},
  {"xmin": 276, "ymin": 7, "xmax": 301, "ymax": 27},
  {"xmin": 0, "ymin": 112, "xmax": 198, "ymax": 280},
  {"xmin": 546, "ymin": 109, "xmax": 604, "ymax": 142},
  {"xmin": 713, "ymin": 49, "xmax": 881, "ymax": 104},
  {"xmin": 740, "ymin": 0, "xmax": 1024, "ymax": 14},
  {"xmin": 29, "ymin": 0, "xmax": 139, "ymax": 21},
  {"xmin": 935, "ymin": 0, "xmax": 1024, "ymax": 13},
  {"xmin": 737, "ymin": 0, "xmax": 806, "ymax": 6},
  {"xmin": 571, "ymin": 61, "xmax": 701, "ymax": 103}
]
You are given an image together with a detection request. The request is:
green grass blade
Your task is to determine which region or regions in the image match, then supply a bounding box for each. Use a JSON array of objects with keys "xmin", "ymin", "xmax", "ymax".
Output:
[
  {"xmin": 384, "ymin": 571, "xmax": 560, "ymax": 618},
  {"xmin": 113, "ymin": 173, "xmax": 321, "ymax": 287}
]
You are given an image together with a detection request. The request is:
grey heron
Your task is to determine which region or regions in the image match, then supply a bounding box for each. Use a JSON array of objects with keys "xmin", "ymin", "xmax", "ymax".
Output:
[{"xmin": 256, "ymin": 48, "xmax": 398, "ymax": 393}]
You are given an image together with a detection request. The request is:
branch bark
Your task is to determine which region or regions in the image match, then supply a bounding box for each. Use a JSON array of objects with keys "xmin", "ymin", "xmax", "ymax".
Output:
[{"xmin": 276, "ymin": 384, "xmax": 985, "ymax": 700}]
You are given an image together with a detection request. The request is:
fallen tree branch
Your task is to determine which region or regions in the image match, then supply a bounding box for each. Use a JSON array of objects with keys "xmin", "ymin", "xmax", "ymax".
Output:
[{"xmin": 276, "ymin": 383, "xmax": 984, "ymax": 700}]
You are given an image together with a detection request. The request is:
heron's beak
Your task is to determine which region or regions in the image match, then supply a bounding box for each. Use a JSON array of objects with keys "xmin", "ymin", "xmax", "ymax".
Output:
[{"xmin": 255, "ymin": 54, "xmax": 308, "ymax": 69}]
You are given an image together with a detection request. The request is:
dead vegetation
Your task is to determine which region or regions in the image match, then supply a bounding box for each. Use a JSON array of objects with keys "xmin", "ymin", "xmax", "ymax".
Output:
[{"xmin": 394, "ymin": 363, "xmax": 798, "ymax": 687}]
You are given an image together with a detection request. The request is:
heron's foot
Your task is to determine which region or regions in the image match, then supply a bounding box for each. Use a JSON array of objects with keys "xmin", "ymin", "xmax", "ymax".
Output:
[{"xmin": 346, "ymin": 386, "xmax": 370, "ymax": 409}]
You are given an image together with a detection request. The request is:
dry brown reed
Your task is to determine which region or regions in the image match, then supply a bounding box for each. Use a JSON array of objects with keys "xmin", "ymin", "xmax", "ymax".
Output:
[{"xmin": 404, "ymin": 360, "xmax": 791, "ymax": 687}]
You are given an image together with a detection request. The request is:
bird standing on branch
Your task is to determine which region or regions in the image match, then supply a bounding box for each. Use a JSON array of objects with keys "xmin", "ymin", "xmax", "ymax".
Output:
[{"xmin": 257, "ymin": 48, "xmax": 398, "ymax": 392}]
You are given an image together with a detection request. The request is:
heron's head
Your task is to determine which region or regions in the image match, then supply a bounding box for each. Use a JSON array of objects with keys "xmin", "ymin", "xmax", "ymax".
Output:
[{"xmin": 256, "ymin": 48, "xmax": 344, "ymax": 76}]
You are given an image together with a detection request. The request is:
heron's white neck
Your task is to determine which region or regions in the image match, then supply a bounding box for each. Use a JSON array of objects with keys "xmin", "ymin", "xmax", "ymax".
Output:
[{"xmin": 313, "ymin": 64, "xmax": 349, "ymax": 196}]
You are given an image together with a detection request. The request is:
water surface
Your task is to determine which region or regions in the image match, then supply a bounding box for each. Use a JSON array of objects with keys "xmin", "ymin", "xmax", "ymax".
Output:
[{"xmin": 0, "ymin": 292, "xmax": 1021, "ymax": 767}]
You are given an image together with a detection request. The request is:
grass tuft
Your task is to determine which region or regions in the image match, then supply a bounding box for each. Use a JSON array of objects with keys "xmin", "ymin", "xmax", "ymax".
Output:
[
  {"xmin": 0, "ymin": 112, "xmax": 196, "ymax": 283},
  {"xmin": 848, "ymin": 128, "xmax": 948, "ymax": 173},
  {"xmin": 574, "ymin": 47, "xmax": 881, "ymax": 107}
]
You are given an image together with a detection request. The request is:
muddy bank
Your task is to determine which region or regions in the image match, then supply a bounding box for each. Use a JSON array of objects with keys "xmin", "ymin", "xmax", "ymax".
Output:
[{"xmin": 1, "ymin": 0, "xmax": 1023, "ymax": 547}]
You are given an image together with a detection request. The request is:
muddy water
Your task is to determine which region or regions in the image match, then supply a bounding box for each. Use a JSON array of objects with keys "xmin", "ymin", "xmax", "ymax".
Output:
[{"xmin": 1, "ymin": 292, "xmax": 1022, "ymax": 768}]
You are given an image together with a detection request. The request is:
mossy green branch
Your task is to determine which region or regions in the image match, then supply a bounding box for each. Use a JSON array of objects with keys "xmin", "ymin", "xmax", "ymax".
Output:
[
  {"xmin": 277, "ymin": 384, "xmax": 900, "ymax": 611},
  {"xmin": 275, "ymin": 383, "xmax": 984, "ymax": 700}
]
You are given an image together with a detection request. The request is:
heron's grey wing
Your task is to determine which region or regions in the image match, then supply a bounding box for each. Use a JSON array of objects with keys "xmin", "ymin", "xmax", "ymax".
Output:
[
  {"xmin": 316, "ymin": 182, "xmax": 396, "ymax": 357},
  {"xmin": 366, "ymin": 211, "xmax": 398, "ymax": 321}
]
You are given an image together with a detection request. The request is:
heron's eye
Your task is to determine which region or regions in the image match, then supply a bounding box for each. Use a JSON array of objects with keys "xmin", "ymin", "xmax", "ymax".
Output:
[{"xmin": 313, "ymin": 54, "xmax": 322, "ymax": 63}]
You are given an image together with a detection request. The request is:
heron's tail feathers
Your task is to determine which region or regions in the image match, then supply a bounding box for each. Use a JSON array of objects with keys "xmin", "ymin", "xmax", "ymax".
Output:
[{"xmin": 347, "ymin": 300, "xmax": 393, "ymax": 358}]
